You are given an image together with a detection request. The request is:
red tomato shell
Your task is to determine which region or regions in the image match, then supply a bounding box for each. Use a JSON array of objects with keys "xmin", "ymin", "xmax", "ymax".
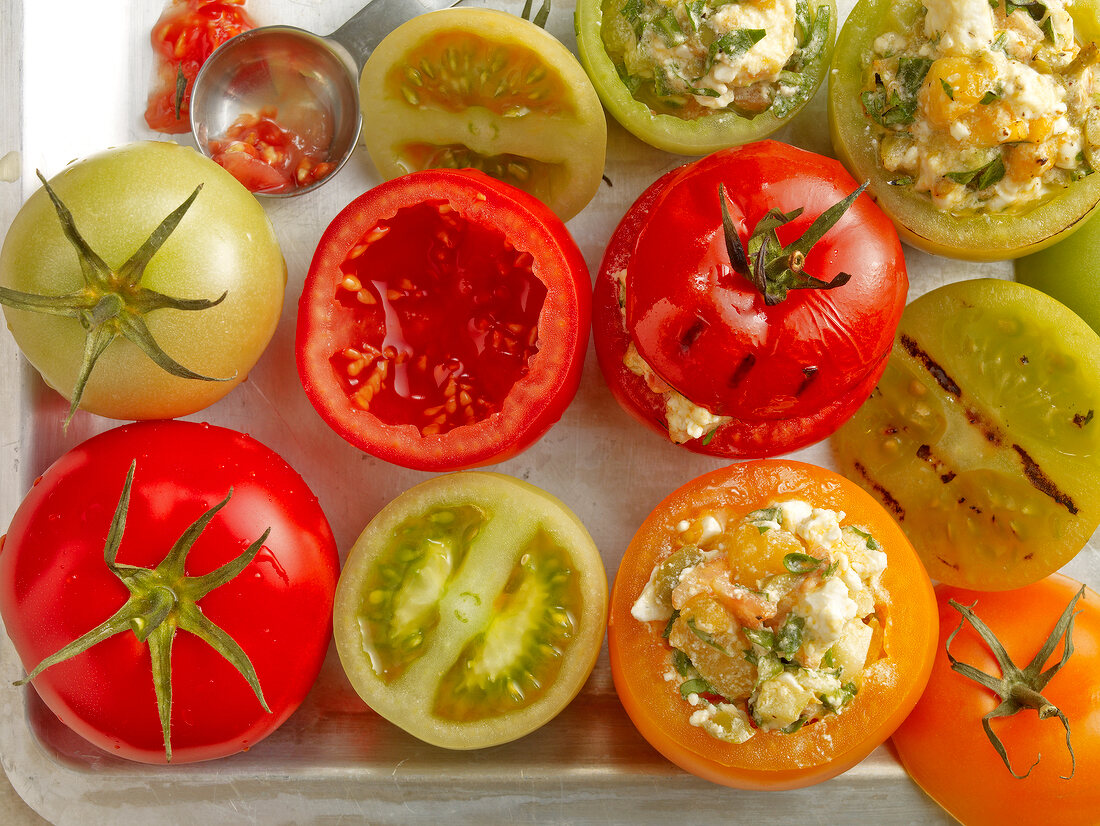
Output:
[
  {"xmin": 594, "ymin": 141, "xmax": 907, "ymax": 458},
  {"xmin": 296, "ymin": 168, "xmax": 590, "ymax": 471},
  {"xmin": 891, "ymin": 575, "xmax": 1100, "ymax": 826},
  {"xmin": 0, "ymin": 421, "xmax": 339, "ymax": 764}
]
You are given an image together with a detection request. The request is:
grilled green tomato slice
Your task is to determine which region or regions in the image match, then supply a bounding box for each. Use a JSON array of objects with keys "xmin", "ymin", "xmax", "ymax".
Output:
[
  {"xmin": 831, "ymin": 279, "xmax": 1100, "ymax": 591},
  {"xmin": 358, "ymin": 8, "xmax": 607, "ymax": 222},
  {"xmin": 333, "ymin": 472, "xmax": 608, "ymax": 749}
]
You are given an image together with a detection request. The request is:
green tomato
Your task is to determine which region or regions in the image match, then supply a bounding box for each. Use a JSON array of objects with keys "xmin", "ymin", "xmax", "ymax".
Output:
[
  {"xmin": 1015, "ymin": 211, "xmax": 1100, "ymax": 334},
  {"xmin": 575, "ymin": 0, "xmax": 836, "ymax": 155},
  {"xmin": 333, "ymin": 471, "xmax": 608, "ymax": 750},
  {"xmin": 829, "ymin": 0, "xmax": 1100, "ymax": 261},
  {"xmin": 0, "ymin": 141, "xmax": 286, "ymax": 421},
  {"xmin": 831, "ymin": 279, "xmax": 1100, "ymax": 591},
  {"xmin": 358, "ymin": 8, "xmax": 607, "ymax": 222}
]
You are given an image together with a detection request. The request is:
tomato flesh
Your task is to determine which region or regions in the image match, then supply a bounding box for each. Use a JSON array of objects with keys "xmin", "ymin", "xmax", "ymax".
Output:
[
  {"xmin": 145, "ymin": 0, "xmax": 256, "ymax": 134},
  {"xmin": 208, "ymin": 108, "xmax": 335, "ymax": 194},
  {"xmin": 333, "ymin": 472, "xmax": 607, "ymax": 749},
  {"xmin": 328, "ymin": 200, "xmax": 546, "ymax": 436}
]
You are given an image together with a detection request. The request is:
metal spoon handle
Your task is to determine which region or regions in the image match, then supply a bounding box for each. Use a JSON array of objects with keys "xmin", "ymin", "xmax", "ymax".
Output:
[{"xmin": 329, "ymin": 0, "xmax": 462, "ymax": 70}]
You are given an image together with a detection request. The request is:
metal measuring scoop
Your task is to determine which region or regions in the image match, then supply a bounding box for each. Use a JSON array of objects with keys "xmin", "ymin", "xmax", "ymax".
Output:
[{"xmin": 190, "ymin": 0, "xmax": 460, "ymax": 197}]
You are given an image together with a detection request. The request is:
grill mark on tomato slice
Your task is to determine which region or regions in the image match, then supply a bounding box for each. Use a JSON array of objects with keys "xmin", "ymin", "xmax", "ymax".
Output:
[
  {"xmin": 900, "ymin": 334, "xmax": 961, "ymax": 397},
  {"xmin": 853, "ymin": 461, "xmax": 906, "ymax": 521},
  {"xmin": 1012, "ymin": 445, "xmax": 1079, "ymax": 514},
  {"xmin": 915, "ymin": 444, "xmax": 956, "ymax": 484},
  {"xmin": 679, "ymin": 317, "xmax": 707, "ymax": 352},
  {"xmin": 796, "ymin": 366, "xmax": 819, "ymax": 397},
  {"xmin": 728, "ymin": 353, "xmax": 756, "ymax": 388}
]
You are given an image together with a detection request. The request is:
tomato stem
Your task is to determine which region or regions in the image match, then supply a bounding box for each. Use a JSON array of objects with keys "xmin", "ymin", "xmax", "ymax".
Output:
[
  {"xmin": 945, "ymin": 588, "xmax": 1084, "ymax": 780},
  {"xmin": 13, "ymin": 460, "xmax": 272, "ymax": 762},
  {"xmin": 719, "ymin": 181, "xmax": 867, "ymax": 305}
]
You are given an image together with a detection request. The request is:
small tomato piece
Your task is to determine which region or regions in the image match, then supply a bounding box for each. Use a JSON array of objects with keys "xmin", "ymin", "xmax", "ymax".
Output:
[{"xmin": 333, "ymin": 471, "xmax": 608, "ymax": 749}]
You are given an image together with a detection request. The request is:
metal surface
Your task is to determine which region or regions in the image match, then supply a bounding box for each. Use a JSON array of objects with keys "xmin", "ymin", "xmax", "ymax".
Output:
[
  {"xmin": 0, "ymin": 0, "xmax": 1095, "ymax": 823},
  {"xmin": 190, "ymin": 0, "xmax": 459, "ymax": 198}
]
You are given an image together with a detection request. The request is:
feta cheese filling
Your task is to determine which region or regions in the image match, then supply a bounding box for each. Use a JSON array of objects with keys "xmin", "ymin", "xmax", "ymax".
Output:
[
  {"xmin": 861, "ymin": 0, "xmax": 1098, "ymax": 212},
  {"xmin": 631, "ymin": 500, "xmax": 888, "ymax": 741},
  {"xmin": 602, "ymin": 0, "xmax": 830, "ymax": 118}
]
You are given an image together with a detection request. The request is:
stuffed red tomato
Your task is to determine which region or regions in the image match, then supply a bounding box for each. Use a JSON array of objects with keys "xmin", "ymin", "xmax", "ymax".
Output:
[{"xmin": 593, "ymin": 141, "xmax": 907, "ymax": 458}]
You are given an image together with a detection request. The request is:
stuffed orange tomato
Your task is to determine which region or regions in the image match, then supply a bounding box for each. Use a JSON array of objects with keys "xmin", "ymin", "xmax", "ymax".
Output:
[{"xmin": 608, "ymin": 460, "xmax": 937, "ymax": 789}]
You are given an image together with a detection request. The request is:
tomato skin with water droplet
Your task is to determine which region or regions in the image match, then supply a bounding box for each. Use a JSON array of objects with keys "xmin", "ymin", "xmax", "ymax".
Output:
[
  {"xmin": 296, "ymin": 168, "xmax": 590, "ymax": 471},
  {"xmin": 0, "ymin": 420, "xmax": 339, "ymax": 764}
]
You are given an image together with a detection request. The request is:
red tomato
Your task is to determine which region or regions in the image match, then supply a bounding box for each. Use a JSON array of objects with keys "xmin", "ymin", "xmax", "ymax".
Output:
[
  {"xmin": 609, "ymin": 460, "xmax": 938, "ymax": 790},
  {"xmin": 296, "ymin": 168, "xmax": 590, "ymax": 471},
  {"xmin": 144, "ymin": 0, "xmax": 256, "ymax": 134},
  {"xmin": 0, "ymin": 421, "xmax": 339, "ymax": 764},
  {"xmin": 208, "ymin": 108, "xmax": 336, "ymax": 194},
  {"xmin": 593, "ymin": 141, "xmax": 907, "ymax": 457},
  {"xmin": 892, "ymin": 575, "xmax": 1100, "ymax": 826}
]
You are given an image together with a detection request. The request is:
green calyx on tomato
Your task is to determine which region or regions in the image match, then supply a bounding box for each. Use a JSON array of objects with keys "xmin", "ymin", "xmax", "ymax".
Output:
[
  {"xmin": 358, "ymin": 8, "xmax": 607, "ymax": 222},
  {"xmin": 15, "ymin": 460, "xmax": 270, "ymax": 763},
  {"xmin": 829, "ymin": 0, "xmax": 1100, "ymax": 260},
  {"xmin": 719, "ymin": 179, "xmax": 868, "ymax": 305},
  {"xmin": 0, "ymin": 173, "xmax": 230, "ymax": 424},
  {"xmin": 333, "ymin": 472, "xmax": 607, "ymax": 749},
  {"xmin": 575, "ymin": 0, "xmax": 837, "ymax": 155},
  {"xmin": 945, "ymin": 587, "xmax": 1084, "ymax": 780},
  {"xmin": 831, "ymin": 279, "xmax": 1100, "ymax": 591}
]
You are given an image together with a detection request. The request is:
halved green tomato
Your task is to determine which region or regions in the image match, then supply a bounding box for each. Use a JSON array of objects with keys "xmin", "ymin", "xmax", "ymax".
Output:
[
  {"xmin": 575, "ymin": 0, "xmax": 836, "ymax": 155},
  {"xmin": 358, "ymin": 8, "xmax": 607, "ymax": 222},
  {"xmin": 333, "ymin": 472, "xmax": 608, "ymax": 749},
  {"xmin": 831, "ymin": 279, "xmax": 1100, "ymax": 591},
  {"xmin": 829, "ymin": 0, "xmax": 1100, "ymax": 260}
]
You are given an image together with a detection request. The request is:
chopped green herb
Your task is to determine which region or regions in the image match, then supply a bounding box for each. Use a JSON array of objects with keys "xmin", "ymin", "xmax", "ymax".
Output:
[
  {"xmin": 663, "ymin": 609, "xmax": 680, "ymax": 639},
  {"xmin": 756, "ymin": 651, "xmax": 784, "ymax": 683},
  {"xmin": 672, "ymin": 648, "xmax": 693, "ymax": 677},
  {"xmin": 749, "ymin": 506, "xmax": 782, "ymax": 523},
  {"xmin": 821, "ymin": 647, "xmax": 837, "ymax": 669},
  {"xmin": 979, "ymin": 89, "xmax": 1002, "ymax": 105},
  {"xmin": 782, "ymin": 717, "xmax": 809, "ymax": 733},
  {"xmin": 707, "ymin": 28, "xmax": 767, "ymax": 73},
  {"xmin": 847, "ymin": 525, "xmax": 882, "ymax": 550},
  {"xmin": 862, "ymin": 57, "xmax": 932, "ymax": 127},
  {"xmin": 992, "ymin": 30, "xmax": 1009, "ymax": 52},
  {"xmin": 688, "ymin": 617, "xmax": 731, "ymax": 654},
  {"xmin": 620, "ymin": 0, "xmax": 646, "ymax": 40},
  {"xmin": 679, "ymin": 677, "xmax": 716, "ymax": 699},
  {"xmin": 701, "ymin": 427, "xmax": 719, "ymax": 445},
  {"xmin": 889, "ymin": 176, "xmax": 915, "ymax": 187},
  {"xmin": 940, "ymin": 78, "xmax": 954, "ymax": 101},
  {"xmin": 744, "ymin": 626, "xmax": 776, "ymax": 651},
  {"xmin": 784, "ymin": 552, "xmax": 824, "ymax": 574},
  {"xmin": 945, "ymin": 154, "xmax": 1006, "ymax": 190},
  {"xmin": 775, "ymin": 614, "xmax": 805, "ymax": 658}
]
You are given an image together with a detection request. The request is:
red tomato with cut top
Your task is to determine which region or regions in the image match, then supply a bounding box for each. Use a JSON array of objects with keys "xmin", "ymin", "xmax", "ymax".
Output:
[
  {"xmin": 295, "ymin": 168, "xmax": 590, "ymax": 471},
  {"xmin": 145, "ymin": 0, "xmax": 256, "ymax": 134},
  {"xmin": 593, "ymin": 141, "xmax": 907, "ymax": 458},
  {"xmin": 0, "ymin": 420, "xmax": 339, "ymax": 764}
]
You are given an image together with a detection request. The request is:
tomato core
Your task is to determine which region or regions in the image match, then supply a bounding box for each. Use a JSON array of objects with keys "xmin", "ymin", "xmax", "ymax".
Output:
[{"xmin": 330, "ymin": 200, "xmax": 547, "ymax": 436}]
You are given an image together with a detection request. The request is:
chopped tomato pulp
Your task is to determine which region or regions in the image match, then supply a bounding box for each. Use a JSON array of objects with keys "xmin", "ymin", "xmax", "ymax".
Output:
[
  {"xmin": 145, "ymin": 0, "xmax": 256, "ymax": 134},
  {"xmin": 209, "ymin": 108, "xmax": 335, "ymax": 193},
  {"xmin": 332, "ymin": 201, "xmax": 547, "ymax": 435},
  {"xmin": 296, "ymin": 169, "xmax": 590, "ymax": 471}
]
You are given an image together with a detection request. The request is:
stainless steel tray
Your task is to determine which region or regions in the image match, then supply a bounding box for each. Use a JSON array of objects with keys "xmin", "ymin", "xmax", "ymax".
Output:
[{"xmin": 0, "ymin": 1, "xmax": 1095, "ymax": 823}]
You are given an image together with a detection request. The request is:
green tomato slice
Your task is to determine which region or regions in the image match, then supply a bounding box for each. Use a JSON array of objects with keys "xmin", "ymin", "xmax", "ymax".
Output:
[
  {"xmin": 831, "ymin": 280, "xmax": 1100, "ymax": 591},
  {"xmin": 333, "ymin": 472, "xmax": 608, "ymax": 749},
  {"xmin": 358, "ymin": 8, "xmax": 607, "ymax": 222},
  {"xmin": 829, "ymin": 0, "xmax": 1100, "ymax": 261},
  {"xmin": 575, "ymin": 0, "xmax": 836, "ymax": 154}
]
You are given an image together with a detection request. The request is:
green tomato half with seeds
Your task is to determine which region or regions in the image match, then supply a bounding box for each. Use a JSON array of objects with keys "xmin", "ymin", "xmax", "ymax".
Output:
[
  {"xmin": 830, "ymin": 279, "xmax": 1100, "ymax": 591},
  {"xmin": 0, "ymin": 141, "xmax": 286, "ymax": 422},
  {"xmin": 358, "ymin": 8, "xmax": 607, "ymax": 222},
  {"xmin": 333, "ymin": 471, "xmax": 608, "ymax": 749}
]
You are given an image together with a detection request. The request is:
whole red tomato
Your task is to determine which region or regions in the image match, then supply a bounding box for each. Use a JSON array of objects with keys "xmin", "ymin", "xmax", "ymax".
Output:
[
  {"xmin": 0, "ymin": 420, "xmax": 339, "ymax": 764},
  {"xmin": 891, "ymin": 575, "xmax": 1100, "ymax": 826},
  {"xmin": 593, "ymin": 141, "xmax": 907, "ymax": 457},
  {"xmin": 296, "ymin": 168, "xmax": 590, "ymax": 471}
]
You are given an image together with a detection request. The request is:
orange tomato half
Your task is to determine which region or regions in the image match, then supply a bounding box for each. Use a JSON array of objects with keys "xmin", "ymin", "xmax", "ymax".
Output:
[
  {"xmin": 608, "ymin": 459, "xmax": 938, "ymax": 789},
  {"xmin": 891, "ymin": 575, "xmax": 1100, "ymax": 826}
]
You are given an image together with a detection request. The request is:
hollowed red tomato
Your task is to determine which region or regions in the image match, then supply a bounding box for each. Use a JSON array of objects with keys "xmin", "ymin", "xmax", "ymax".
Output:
[
  {"xmin": 295, "ymin": 168, "xmax": 590, "ymax": 471},
  {"xmin": 609, "ymin": 459, "xmax": 938, "ymax": 789}
]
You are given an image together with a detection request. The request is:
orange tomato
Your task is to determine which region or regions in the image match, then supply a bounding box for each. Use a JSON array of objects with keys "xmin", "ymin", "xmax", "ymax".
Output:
[
  {"xmin": 608, "ymin": 459, "xmax": 938, "ymax": 790},
  {"xmin": 892, "ymin": 575, "xmax": 1100, "ymax": 826}
]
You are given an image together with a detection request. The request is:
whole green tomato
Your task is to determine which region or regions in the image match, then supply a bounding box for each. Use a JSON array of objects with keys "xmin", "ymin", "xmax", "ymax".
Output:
[
  {"xmin": 0, "ymin": 141, "xmax": 286, "ymax": 422},
  {"xmin": 1015, "ymin": 213, "xmax": 1100, "ymax": 334}
]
